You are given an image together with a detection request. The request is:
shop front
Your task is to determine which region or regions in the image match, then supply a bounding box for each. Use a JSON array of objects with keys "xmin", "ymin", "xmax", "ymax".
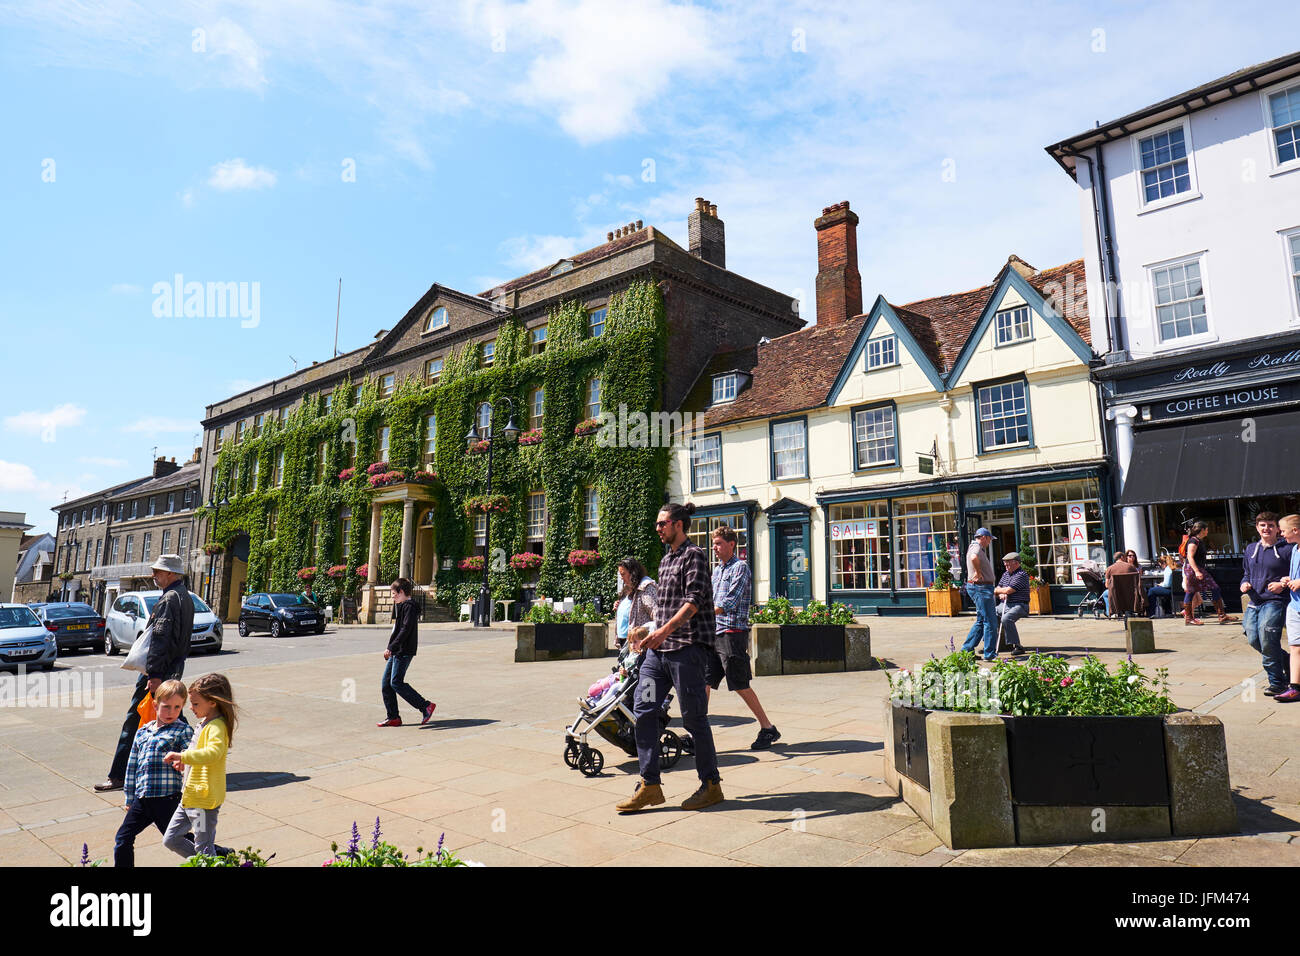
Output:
[
  {"xmin": 817, "ymin": 462, "xmax": 1112, "ymax": 615},
  {"xmin": 1101, "ymin": 332, "xmax": 1300, "ymax": 612}
]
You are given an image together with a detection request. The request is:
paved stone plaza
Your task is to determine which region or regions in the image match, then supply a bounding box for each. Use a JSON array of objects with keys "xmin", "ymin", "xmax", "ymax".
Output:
[{"xmin": 2, "ymin": 613, "xmax": 1298, "ymax": 867}]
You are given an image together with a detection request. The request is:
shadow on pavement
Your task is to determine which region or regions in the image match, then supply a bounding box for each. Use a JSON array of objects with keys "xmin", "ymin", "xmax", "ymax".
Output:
[
  {"xmin": 227, "ymin": 771, "xmax": 311, "ymax": 792},
  {"xmin": 418, "ymin": 718, "xmax": 498, "ymax": 731},
  {"xmin": 1232, "ymin": 789, "xmax": 1300, "ymax": 835},
  {"xmin": 772, "ymin": 738, "xmax": 883, "ymax": 758},
  {"xmin": 723, "ymin": 790, "xmax": 900, "ymax": 820}
]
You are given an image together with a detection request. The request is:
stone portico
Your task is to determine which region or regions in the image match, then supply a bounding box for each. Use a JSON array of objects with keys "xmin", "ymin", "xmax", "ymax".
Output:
[{"xmin": 360, "ymin": 482, "xmax": 438, "ymax": 624}]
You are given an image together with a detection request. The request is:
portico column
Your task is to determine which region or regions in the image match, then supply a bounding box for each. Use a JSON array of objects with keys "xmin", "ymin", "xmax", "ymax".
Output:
[
  {"xmin": 367, "ymin": 502, "xmax": 382, "ymax": 584},
  {"xmin": 399, "ymin": 499, "xmax": 416, "ymax": 579},
  {"xmin": 1107, "ymin": 404, "xmax": 1149, "ymax": 560}
]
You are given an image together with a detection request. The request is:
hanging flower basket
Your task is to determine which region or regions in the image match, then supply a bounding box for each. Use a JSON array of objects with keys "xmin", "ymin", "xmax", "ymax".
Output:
[
  {"xmin": 567, "ymin": 549, "xmax": 601, "ymax": 568},
  {"xmin": 408, "ymin": 469, "xmax": 438, "ymax": 485},
  {"xmin": 59, "ymin": 572, "xmax": 75, "ymax": 582},
  {"xmin": 338, "ymin": 467, "xmax": 356, "ymax": 481},
  {"xmin": 510, "ymin": 552, "xmax": 543, "ymax": 571},
  {"xmin": 573, "ymin": 418, "xmax": 602, "ymax": 437},
  {"xmin": 458, "ymin": 556, "xmax": 485, "ymax": 572},
  {"xmin": 298, "ymin": 567, "xmax": 317, "ymax": 582},
  {"xmin": 468, "ymin": 440, "xmax": 491, "ymax": 455},
  {"xmin": 464, "ymin": 494, "xmax": 510, "ymax": 516},
  {"xmin": 368, "ymin": 470, "xmax": 407, "ymax": 488},
  {"xmin": 355, "ymin": 564, "xmax": 370, "ymax": 579},
  {"xmin": 326, "ymin": 564, "xmax": 348, "ymax": 579},
  {"xmin": 518, "ymin": 428, "xmax": 543, "ymax": 446},
  {"xmin": 202, "ymin": 543, "xmax": 226, "ymax": 556},
  {"xmin": 366, "ymin": 461, "xmax": 391, "ymax": 477}
]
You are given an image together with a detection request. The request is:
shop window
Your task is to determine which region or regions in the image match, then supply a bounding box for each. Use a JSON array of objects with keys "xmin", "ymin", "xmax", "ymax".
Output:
[
  {"xmin": 853, "ymin": 404, "xmax": 897, "ymax": 468},
  {"xmin": 1017, "ymin": 480, "xmax": 1104, "ymax": 584},
  {"xmin": 691, "ymin": 434, "xmax": 723, "ymax": 492},
  {"xmin": 1153, "ymin": 499, "xmax": 1234, "ymax": 556},
  {"xmin": 892, "ymin": 494, "xmax": 958, "ymax": 589},
  {"xmin": 687, "ymin": 512, "xmax": 750, "ymax": 573},
  {"xmin": 829, "ymin": 502, "xmax": 891, "ymax": 590}
]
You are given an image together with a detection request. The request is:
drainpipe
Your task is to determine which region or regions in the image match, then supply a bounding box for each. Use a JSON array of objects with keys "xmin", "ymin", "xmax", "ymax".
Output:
[{"xmin": 1065, "ymin": 148, "xmax": 1124, "ymax": 357}]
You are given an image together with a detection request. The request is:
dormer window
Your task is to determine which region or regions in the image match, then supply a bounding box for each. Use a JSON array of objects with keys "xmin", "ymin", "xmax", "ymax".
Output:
[
  {"xmin": 712, "ymin": 373, "xmax": 738, "ymax": 404},
  {"xmin": 424, "ymin": 306, "xmax": 449, "ymax": 333},
  {"xmin": 550, "ymin": 260, "xmax": 575, "ymax": 276},
  {"xmin": 865, "ymin": 336, "xmax": 897, "ymax": 370}
]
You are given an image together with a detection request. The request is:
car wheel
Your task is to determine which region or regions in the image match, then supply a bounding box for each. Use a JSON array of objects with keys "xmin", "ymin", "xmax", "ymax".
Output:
[
  {"xmin": 41, "ymin": 661, "xmax": 54, "ymax": 671},
  {"xmin": 104, "ymin": 634, "xmax": 118, "ymax": 656},
  {"xmin": 315, "ymin": 623, "xmax": 326, "ymax": 635},
  {"xmin": 238, "ymin": 619, "xmax": 249, "ymax": 638},
  {"xmin": 271, "ymin": 620, "xmax": 282, "ymax": 639}
]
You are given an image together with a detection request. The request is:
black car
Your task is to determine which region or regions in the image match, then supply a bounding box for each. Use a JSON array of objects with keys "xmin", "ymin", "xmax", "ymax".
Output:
[
  {"xmin": 35, "ymin": 602, "xmax": 106, "ymax": 653},
  {"xmin": 238, "ymin": 593, "xmax": 325, "ymax": 638}
]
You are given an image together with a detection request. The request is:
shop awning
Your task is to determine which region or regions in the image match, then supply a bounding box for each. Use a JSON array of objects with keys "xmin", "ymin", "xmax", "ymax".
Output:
[{"xmin": 1118, "ymin": 412, "xmax": 1299, "ymax": 506}]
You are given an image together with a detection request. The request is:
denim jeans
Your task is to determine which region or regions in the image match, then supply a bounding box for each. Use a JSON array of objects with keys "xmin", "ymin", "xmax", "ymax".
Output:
[
  {"xmin": 382, "ymin": 654, "xmax": 430, "ymax": 720},
  {"xmin": 114, "ymin": 794, "xmax": 183, "ymax": 868},
  {"xmin": 1146, "ymin": 585, "xmax": 1173, "ymax": 615},
  {"xmin": 633, "ymin": 644, "xmax": 718, "ymax": 786},
  {"xmin": 961, "ymin": 584, "xmax": 997, "ymax": 658},
  {"xmin": 1243, "ymin": 600, "xmax": 1289, "ymax": 689},
  {"xmin": 996, "ymin": 602, "xmax": 1029, "ymax": 647},
  {"xmin": 163, "ymin": 804, "xmax": 221, "ymax": 858}
]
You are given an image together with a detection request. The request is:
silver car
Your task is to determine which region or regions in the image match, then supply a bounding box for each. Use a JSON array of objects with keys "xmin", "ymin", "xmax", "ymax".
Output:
[
  {"xmin": 0, "ymin": 603, "xmax": 57, "ymax": 671},
  {"xmin": 104, "ymin": 591, "xmax": 223, "ymax": 656}
]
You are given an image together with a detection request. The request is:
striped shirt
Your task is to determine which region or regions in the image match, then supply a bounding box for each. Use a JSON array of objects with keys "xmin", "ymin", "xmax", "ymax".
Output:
[
  {"xmin": 124, "ymin": 716, "xmax": 194, "ymax": 803},
  {"xmin": 712, "ymin": 555, "xmax": 752, "ymax": 632},
  {"xmin": 654, "ymin": 540, "xmax": 715, "ymax": 653}
]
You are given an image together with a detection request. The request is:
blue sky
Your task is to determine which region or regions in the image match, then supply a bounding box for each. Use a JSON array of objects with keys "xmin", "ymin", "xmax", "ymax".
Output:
[{"xmin": 1, "ymin": 0, "xmax": 1296, "ymax": 536}]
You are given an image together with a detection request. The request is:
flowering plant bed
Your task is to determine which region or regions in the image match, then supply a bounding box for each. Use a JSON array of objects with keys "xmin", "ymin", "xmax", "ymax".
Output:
[
  {"xmin": 518, "ymin": 428, "xmax": 543, "ymax": 446},
  {"xmin": 366, "ymin": 461, "xmax": 390, "ymax": 476},
  {"xmin": 326, "ymin": 564, "xmax": 348, "ymax": 579},
  {"xmin": 510, "ymin": 551, "xmax": 543, "ymax": 571},
  {"xmin": 368, "ymin": 470, "xmax": 407, "ymax": 488},
  {"xmin": 337, "ymin": 467, "xmax": 356, "ymax": 481},
  {"xmin": 297, "ymin": 567, "xmax": 317, "ymax": 582},
  {"xmin": 355, "ymin": 564, "xmax": 370, "ymax": 579},
  {"xmin": 573, "ymin": 418, "xmax": 602, "ymax": 436},
  {"xmin": 458, "ymin": 556, "xmax": 485, "ymax": 572},
  {"xmin": 181, "ymin": 846, "xmax": 275, "ymax": 867},
  {"xmin": 464, "ymin": 494, "xmax": 510, "ymax": 515},
  {"xmin": 566, "ymin": 549, "xmax": 601, "ymax": 568},
  {"xmin": 324, "ymin": 820, "xmax": 475, "ymax": 868},
  {"xmin": 752, "ymin": 597, "xmax": 854, "ymax": 626},
  {"xmin": 407, "ymin": 469, "xmax": 438, "ymax": 484}
]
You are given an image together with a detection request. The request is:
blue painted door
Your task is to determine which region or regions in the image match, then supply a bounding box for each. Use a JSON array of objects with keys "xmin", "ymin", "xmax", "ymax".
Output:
[{"xmin": 776, "ymin": 522, "xmax": 811, "ymax": 604}]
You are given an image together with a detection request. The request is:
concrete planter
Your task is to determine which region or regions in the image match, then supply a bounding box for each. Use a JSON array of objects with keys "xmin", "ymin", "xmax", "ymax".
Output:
[
  {"xmin": 753, "ymin": 623, "xmax": 874, "ymax": 676},
  {"xmin": 514, "ymin": 622, "xmax": 608, "ymax": 662},
  {"xmin": 884, "ymin": 702, "xmax": 1237, "ymax": 849},
  {"xmin": 925, "ymin": 588, "xmax": 963, "ymax": 617}
]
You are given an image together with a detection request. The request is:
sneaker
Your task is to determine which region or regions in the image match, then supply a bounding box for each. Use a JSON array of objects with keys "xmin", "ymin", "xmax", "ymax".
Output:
[
  {"xmin": 1264, "ymin": 685, "xmax": 1287, "ymax": 697},
  {"xmin": 421, "ymin": 702, "xmax": 437, "ymax": 725},
  {"xmin": 93, "ymin": 778, "xmax": 123, "ymax": 793},
  {"xmin": 751, "ymin": 725, "xmax": 781, "ymax": 750},
  {"xmin": 376, "ymin": 717, "xmax": 402, "ymax": 727},
  {"xmin": 1275, "ymin": 687, "xmax": 1300, "ymax": 703},
  {"xmin": 1008, "ymin": 645, "xmax": 1028, "ymax": 656},
  {"xmin": 616, "ymin": 779, "xmax": 666, "ymax": 813},
  {"xmin": 681, "ymin": 779, "xmax": 725, "ymax": 811}
]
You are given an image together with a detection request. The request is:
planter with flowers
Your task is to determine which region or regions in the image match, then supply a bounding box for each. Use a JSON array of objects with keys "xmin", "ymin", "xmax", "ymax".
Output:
[
  {"xmin": 467, "ymin": 440, "xmax": 491, "ymax": 455},
  {"xmin": 458, "ymin": 556, "xmax": 484, "ymax": 572},
  {"xmin": 518, "ymin": 428, "xmax": 543, "ymax": 446},
  {"xmin": 566, "ymin": 549, "xmax": 601, "ymax": 568},
  {"xmin": 573, "ymin": 418, "xmax": 602, "ymax": 437},
  {"xmin": 510, "ymin": 552, "xmax": 544, "ymax": 572},
  {"xmin": 750, "ymin": 598, "xmax": 871, "ymax": 676},
  {"xmin": 464, "ymin": 495, "xmax": 510, "ymax": 516},
  {"xmin": 203, "ymin": 542, "xmax": 226, "ymax": 556},
  {"xmin": 368, "ymin": 470, "xmax": 407, "ymax": 489},
  {"xmin": 338, "ymin": 467, "xmax": 356, "ymax": 482},
  {"xmin": 297, "ymin": 567, "xmax": 317, "ymax": 582},
  {"xmin": 883, "ymin": 650, "xmax": 1236, "ymax": 849},
  {"xmin": 366, "ymin": 461, "xmax": 391, "ymax": 477},
  {"xmin": 355, "ymin": 564, "xmax": 370, "ymax": 580},
  {"xmin": 326, "ymin": 565, "xmax": 348, "ymax": 579},
  {"xmin": 407, "ymin": 469, "xmax": 438, "ymax": 485},
  {"xmin": 924, "ymin": 545, "xmax": 963, "ymax": 617}
]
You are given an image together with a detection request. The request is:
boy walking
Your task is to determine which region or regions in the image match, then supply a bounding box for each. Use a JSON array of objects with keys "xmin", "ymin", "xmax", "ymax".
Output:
[
  {"xmin": 1241, "ymin": 512, "xmax": 1293, "ymax": 696},
  {"xmin": 1275, "ymin": 515, "xmax": 1300, "ymax": 702},
  {"xmin": 113, "ymin": 679, "xmax": 193, "ymax": 867},
  {"xmin": 377, "ymin": 577, "xmax": 436, "ymax": 727}
]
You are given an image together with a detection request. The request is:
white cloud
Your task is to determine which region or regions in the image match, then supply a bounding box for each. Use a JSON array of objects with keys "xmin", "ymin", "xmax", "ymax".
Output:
[
  {"xmin": 79, "ymin": 456, "xmax": 127, "ymax": 468},
  {"xmin": 180, "ymin": 188, "xmax": 195, "ymax": 208},
  {"xmin": 109, "ymin": 283, "xmax": 141, "ymax": 295},
  {"xmin": 204, "ymin": 16, "xmax": 266, "ymax": 91},
  {"xmin": 208, "ymin": 158, "xmax": 277, "ymax": 191},
  {"xmin": 3, "ymin": 404, "xmax": 86, "ymax": 436},
  {"xmin": 0, "ymin": 459, "xmax": 88, "ymax": 501},
  {"xmin": 122, "ymin": 417, "xmax": 198, "ymax": 434},
  {"xmin": 498, "ymin": 230, "xmax": 611, "ymax": 272}
]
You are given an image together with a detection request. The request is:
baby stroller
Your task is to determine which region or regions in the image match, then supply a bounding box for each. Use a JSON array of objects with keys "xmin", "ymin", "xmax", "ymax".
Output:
[
  {"xmin": 563, "ymin": 645, "xmax": 683, "ymax": 778},
  {"xmin": 1076, "ymin": 567, "xmax": 1107, "ymax": 619}
]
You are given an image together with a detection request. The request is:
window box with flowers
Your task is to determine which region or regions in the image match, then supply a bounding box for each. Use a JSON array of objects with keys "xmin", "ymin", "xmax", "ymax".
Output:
[
  {"xmin": 458, "ymin": 556, "xmax": 485, "ymax": 572},
  {"xmin": 464, "ymin": 495, "xmax": 510, "ymax": 516},
  {"xmin": 368, "ymin": 470, "xmax": 407, "ymax": 489},
  {"xmin": 203, "ymin": 543, "xmax": 226, "ymax": 556},
  {"xmin": 567, "ymin": 549, "xmax": 601, "ymax": 568},
  {"xmin": 366, "ymin": 461, "xmax": 391, "ymax": 477},
  {"xmin": 510, "ymin": 552, "xmax": 544, "ymax": 572},
  {"xmin": 407, "ymin": 470, "xmax": 438, "ymax": 485},
  {"xmin": 326, "ymin": 565, "xmax": 348, "ymax": 579},
  {"xmin": 338, "ymin": 467, "xmax": 356, "ymax": 482},
  {"xmin": 298, "ymin": 567, "xmax": 317, "ymax": 582},
  {"xmin": 573, "ymin": 418, "xmax": 602, "ymax": 437},
  {"xmin": 518, "ymin": 428, "xmax": 543, "ymax": 446}
]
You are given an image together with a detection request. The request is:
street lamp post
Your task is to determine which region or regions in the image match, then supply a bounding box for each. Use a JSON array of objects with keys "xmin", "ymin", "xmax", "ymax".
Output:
[
  {"xmin": 465, "ymin": 397, "xmax": 520, "ymax": 627},
  {"xmin": 61, "ymin": 527, "xmax": 78, "ymax": 602},
  {"xmin": 205, "ymin": 482, "xmax": 230, "ymax": 607}
]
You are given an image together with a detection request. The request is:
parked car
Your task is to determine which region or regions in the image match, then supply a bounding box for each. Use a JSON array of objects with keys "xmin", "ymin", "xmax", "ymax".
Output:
[
  {"xmin": 0, "ymin": 604, "xmax": 57, "ymax": 671},
  {"xmin": 238, "ymin": 592, "xmax": 325, "ymax": 637},
  {"xmin": 34, "ymin": 602, "xmax": 106, "ymax": 654},
  {"xmin": 104, "ymin": 591, "xmax": 223, "ymax": 656}
]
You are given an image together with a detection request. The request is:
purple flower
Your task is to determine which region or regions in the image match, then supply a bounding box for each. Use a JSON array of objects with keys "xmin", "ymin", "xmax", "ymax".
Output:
[
  {"xmin": 436, "ymin": 832, "xmax": 446, "ymax": 859},
  {"xmin": 371, "ymin": 817, "xmax": 381, "ymax": 850},
  {"xmin": 80, "ymin": 843, "xmax": 89, "ymax": 867},
  {"xmin": 347, "ymin": 821, "xmax": 360, "ymax": 859}
]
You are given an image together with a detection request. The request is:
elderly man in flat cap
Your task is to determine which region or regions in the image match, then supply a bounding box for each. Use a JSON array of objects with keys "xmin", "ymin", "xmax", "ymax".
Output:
[
  {"xmin": 95, "ymin": 555, "xmax": 195, "ymax": 792},
  {"xmin": 994, "ymin": 551, "xmax": 1031, "ymax": 656}
]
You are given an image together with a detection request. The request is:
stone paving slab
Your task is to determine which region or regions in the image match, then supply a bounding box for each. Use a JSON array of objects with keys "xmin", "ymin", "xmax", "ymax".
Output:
[{"xmin": 1, "ymin": 614, "xmax": 1297, "ymax": 867}]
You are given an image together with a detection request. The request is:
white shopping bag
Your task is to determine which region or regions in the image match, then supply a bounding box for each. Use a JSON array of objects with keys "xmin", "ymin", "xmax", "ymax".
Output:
[{"xmin": 121, "ymin": 625, "xmax": 154, "ymax": 674}]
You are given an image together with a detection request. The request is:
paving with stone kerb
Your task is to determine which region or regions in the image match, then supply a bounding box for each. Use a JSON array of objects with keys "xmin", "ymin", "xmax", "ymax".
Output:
[{"xmin": 2, "ymin": 613, "xmax": 1299, "ymax": 867}]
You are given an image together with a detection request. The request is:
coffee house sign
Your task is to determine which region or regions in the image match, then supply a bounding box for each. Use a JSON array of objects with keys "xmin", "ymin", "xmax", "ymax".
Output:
[{"xmin": 1144, "ymin": 381, "xmax": 1300, "ymax": 422}]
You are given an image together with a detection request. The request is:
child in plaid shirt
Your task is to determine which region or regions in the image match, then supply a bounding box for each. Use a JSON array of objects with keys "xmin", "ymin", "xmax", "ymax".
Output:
[{"xmin": 113, "ymin": 679, "xmax": 193, "ymax": 868}]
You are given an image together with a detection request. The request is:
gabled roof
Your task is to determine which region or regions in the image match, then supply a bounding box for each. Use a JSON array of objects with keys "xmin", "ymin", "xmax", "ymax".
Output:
[{"xmin": 55, "ymin": 475, "xmax": 154, "ymax": 513}]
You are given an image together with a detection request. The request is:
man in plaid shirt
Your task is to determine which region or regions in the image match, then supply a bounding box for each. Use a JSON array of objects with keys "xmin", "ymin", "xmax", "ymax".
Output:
[
  {"xmin": 617, "ymin": 502, "xmax": 724, "ymax": 813},
  {"xmin": 114, "ymin": 679, "xmax": 194, "ymax": 867},
  {"xmin": 705, "ymin": 525, "xmax": 781, "ymax": 750}
]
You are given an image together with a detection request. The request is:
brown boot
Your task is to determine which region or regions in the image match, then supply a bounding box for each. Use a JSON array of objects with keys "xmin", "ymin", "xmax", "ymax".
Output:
[
  {"xmin": 1213, "ymin": 600, "xmax": 1236, "ymax": 625},
  {"xmin": 1183, "ymin": 604, "xmax": 1202, "ymax": 626},
  {"xmin": 616, "ymin": 779, "xmax": 665, "ymax": 813},
  {"xmin": 681, "ymin": 778, "xmax": 725, "ymax": 810}
]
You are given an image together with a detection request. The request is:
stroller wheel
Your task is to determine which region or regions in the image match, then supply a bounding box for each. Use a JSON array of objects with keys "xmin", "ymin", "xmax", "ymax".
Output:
[
  {"xmin": 659, "ymin": 730, "xmax": 682, "ymax": 769},
  {"xmin": 564, "ymin": 739, "xmax": 581, "ymax": 769},
  {"xmin": 578, "ymin": 747, "xmax": 604, "ymax": 777}
]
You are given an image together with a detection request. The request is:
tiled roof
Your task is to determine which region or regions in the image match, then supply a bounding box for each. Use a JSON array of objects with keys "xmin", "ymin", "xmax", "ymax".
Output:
[
  {"xmin": 691, "ymin": 257, "xmax": 1090, "ymax": 429},
  {"xmin": 480, "ymin": 229, "xmax": 654, "ymax": 297},
  {"xmin": 111, "ymin": 461, "xmax": 203, "ymax": 500}
]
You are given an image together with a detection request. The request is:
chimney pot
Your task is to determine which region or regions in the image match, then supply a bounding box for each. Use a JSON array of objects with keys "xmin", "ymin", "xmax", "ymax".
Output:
[
  {"xmin": 688, "ymin": 198, "xmax": 725, "ymax": 268},
  {"xmin": 695, "ymin": 197, "xmax": 705, "ymax": 211},
  {"xmin": 607, "ymin": 231, "xmax": 614, "ymax": 242},
  {"xmin": 814, "ymin": 200, "xmax": 862, "ymax": 328},
  {"xmin": 708, "ymin": 204, "xmax": 717, "ymax": 217},
  {"xmin": 635, "ymin": 219, "xmax": 643, "ymax": 230}
]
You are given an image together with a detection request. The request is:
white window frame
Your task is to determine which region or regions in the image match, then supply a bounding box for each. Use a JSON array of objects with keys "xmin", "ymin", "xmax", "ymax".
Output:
[
  {"xmin": 425, "ymin": 357, "xmax": 443, "ymax": 383},
  {"xmin": 585, "ymin": 378, "xmax": 601, "ymax": 419},
  {"xmin": 993, "ymin": 306, "xmax": 1033, "ymax": 347},
  {"xmin": 975, "ymin": 379, "xmax": 1031, "ymax": 452},
  {"xmin": 583, "ymin": 487, "xmax": 599, "ymax": 534},
  {"xmin": 424, "ymin": 414, "xmax": 437, "ymax": 464},
  {"xmin": 527, "ymin": 492, "xmax": 546, "ymax": 540},
  {"xmin": 587, "ymin": 307, "xmax": 606, "ymax": 338},
  {"xmin": 865, "ymin": 335, "xmax": 897, "ymax": 370},
  {"xmin": 853, "ymin": 404, "xmax": 898, "ymax": 468},
  {"xmin": 1132, "ymin": 118, "xmax": 1201, "ymax": 214},
  {"xmin": 529, "ymin": 387, "xmax": 544, "ymax": 429},
  {"xmin": 530, "ymin": 325, "xmax": 547, "ymax": 355},
  {"xmin": 712, "ymin": 374, "xmax": 737, "ymax": 404},
  {"xmin": 482, "ymin": 341, "xmax": 495, "ymax": 367},
  {"xmin": 474, "ymin": 514, "xmax": 487, "ymax": 547},
  {"xmin": 379, "ymin": 374, "xmax": 395, "ymax": 398},
  {"xmin": 1145, "ymin": 251, "xmax": 1216, "ymax": 349},
  {"xmin": 1283, "ymin": 227, "xmax": 1300, "ymax": 323},
  {"xmin": 691, "ymin": 434, "xmax": 723, "ymax": 491},
  {"xmin": 424, "ymin": 306, "xmax": 449, "ymax": 333},
  {"xmin": 771, "ymin": 419, "xmax": 808, "ymax": 480},
  {"xmin": 377, "ymin": 425, "xmax": 391, "ymax": 462},
  {"xmin": 1261, "ymin": 79, "xmax": 1300, "ymax": 177}
]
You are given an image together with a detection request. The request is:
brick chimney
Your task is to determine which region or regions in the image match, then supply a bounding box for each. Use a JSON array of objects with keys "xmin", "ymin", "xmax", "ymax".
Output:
[
  {"xmin": 688, "ymin": 197, "xmax": 725, "ymax": 269},
  {"xmin": 153, "ymin": 457, "xmax": 180, "ymax": 478},
  {"xmin": 814, "ymin": 201, "xmax": 862, "ymax": 327}
]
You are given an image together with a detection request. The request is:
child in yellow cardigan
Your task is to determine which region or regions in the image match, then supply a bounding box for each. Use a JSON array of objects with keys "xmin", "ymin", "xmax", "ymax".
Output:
[{"xmin": 162, "ymin": 673, "xmax": 238, "ymax": 859}]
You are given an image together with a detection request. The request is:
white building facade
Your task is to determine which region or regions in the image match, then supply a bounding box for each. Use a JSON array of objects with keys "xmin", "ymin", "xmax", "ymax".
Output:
[{"xmin": 1046, "ymin": 50, "xmax": 1300, "ymax": 591}]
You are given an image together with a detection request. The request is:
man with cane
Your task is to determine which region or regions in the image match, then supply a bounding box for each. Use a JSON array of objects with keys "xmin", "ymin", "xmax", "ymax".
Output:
[{"xmin": 993, "ymin": 551, "xmax": 1031, "ymax": 656}]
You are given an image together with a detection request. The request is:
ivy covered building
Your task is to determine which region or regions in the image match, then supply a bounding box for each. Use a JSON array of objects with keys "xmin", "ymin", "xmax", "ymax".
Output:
[{"xmin": 198, "ymin": 200, "xmax": 801, "ymax": 622}]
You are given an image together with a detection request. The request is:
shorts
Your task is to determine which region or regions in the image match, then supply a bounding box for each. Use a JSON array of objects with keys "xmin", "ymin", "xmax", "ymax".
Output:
[
  {"xmin": 704, "ymin": 631, "xmax": 752, "ymax": 692},
  {"xmin": 1287, "ymin": 605, "xmax": 1300, "ymax": 647}
]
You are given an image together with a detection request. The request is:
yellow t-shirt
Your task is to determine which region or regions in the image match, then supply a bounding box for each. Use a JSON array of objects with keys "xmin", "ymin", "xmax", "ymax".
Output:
[{"xmin": 180, "ymin": 717, "xmax": 228, "ymax": 810}]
